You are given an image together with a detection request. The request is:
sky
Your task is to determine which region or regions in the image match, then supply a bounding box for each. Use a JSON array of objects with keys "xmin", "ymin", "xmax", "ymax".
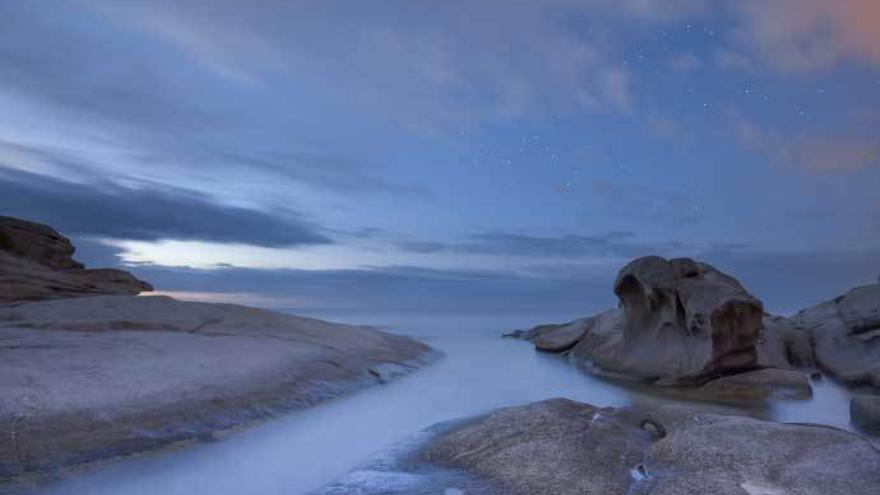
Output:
[{"xmin": 1, "ymin": 0, "xmax": 878, "ymax": 314}]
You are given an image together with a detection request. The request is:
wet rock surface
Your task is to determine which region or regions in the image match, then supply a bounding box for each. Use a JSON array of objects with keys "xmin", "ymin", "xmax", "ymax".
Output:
[
  {"xmin": 321, "ymin": 398, "xmax": 880, "ymax": 495},
  {"xmin": 0, "ymin": 216, "xmax": 152, "ymax": 302}
]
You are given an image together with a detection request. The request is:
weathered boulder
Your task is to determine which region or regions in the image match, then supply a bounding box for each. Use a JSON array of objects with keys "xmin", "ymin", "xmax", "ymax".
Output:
[
  {"xmin": 757, "ymin": 313, "xmax": 815, "ymax": 370},
  {"xmin": 571, "ymin": 256, "xmax": 764, "ymax": 384},
  {"xmin": 791, "ymin": 283, "xmax": 880, "ymax": 387},
  {"xmin": 416, "ymin": 398, "xmax": 880, "ymax": 495},
  {"xmin": 699, "ymin": 368, "xmax": 813, "ymax": 400},
  {"xmin": 0, "ymin": 216, "xmax": 152, "ymax": 302},
  {"xmin": 512, "ymin": 256, "xmax": 826, "ymax": 394},
  {"xmin": 851, "ymin": 395, "xmax": 880, "ymax": 433}
]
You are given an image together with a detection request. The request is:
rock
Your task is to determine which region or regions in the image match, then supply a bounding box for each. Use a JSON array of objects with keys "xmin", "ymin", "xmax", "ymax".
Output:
[
  {"xmin": 534, "ymin": 318, "xmax": 593, "ymax": 352},
  {"xmin": 757, "ymin": 313, "xmax": 814, "ymax": 370},
  {"xmin": 503, "ymin": 322, "xmax": 568, "ymax": 341},
  {"xmin": 851, "ymin": 395, "xmax": 880, "ymax": 433},
  {"xmin": 0, "ymin": 216, "xmax": 152, "ymax": 302},
  {"xmin": 423, "ymin": 399, "xmax": 647, "ymax": 495},
  {"xmin": 414, "ymin": 398, "xmax": 880, "ymax": 495},
  {"xmin": 791, "ymin": 283, "xmax": 880, "ymax": 387},
  {"xmin": 0, "ymin": 295, "xmax": 433, "ymax": 480},
  {"xmin": 571, "ymin": 256, "xmax": 764, "ymax": 384},
  {"xmin": 0, "ymin": 216, "xmax": 83, "ymax": 269},
  {"xmin": 700, "ymin": 368, "xmax": 813, "ymax": 400}
]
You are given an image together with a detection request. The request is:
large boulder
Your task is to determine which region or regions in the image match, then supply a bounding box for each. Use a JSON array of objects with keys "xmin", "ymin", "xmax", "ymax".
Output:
[
  {"xmin": 0, "ymin": 216, "xmax": 152, "ymax": 302},
  {"xmin": 512, "ymin": 256, "xmax": 826, "ymax": 391},
  {"xmin": 414, "ymin": 399, "xmax": 880, "ymax": 495},
  {"xmin": 576, "ymin": 256, "xmax": 764, "ymax": 384},
  {"xmin": 791, "ymin": 283, "xmax": 880, "ymax": 387}
]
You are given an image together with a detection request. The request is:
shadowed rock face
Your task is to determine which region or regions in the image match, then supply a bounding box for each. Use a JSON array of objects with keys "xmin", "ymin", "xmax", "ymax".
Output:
[
  {"xmin": 575, "ymin": 256, "xmax": 764, "ymax": 384},
  {"xmin": 793, "ymin": 283, "xmax": 880, "ymax": 387},
  {"xmin": 0, "ymin": 216, "xmax": 152, "ymax": 302}
]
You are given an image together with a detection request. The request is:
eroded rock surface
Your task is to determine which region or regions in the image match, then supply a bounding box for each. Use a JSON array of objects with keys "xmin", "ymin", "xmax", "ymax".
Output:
[
  {"xmin": 521, "ymin": 256, "xmax": 769, "ymax": 385},
  {"xmin": 509, "ymin": 256, "xmax": 880, "ymax": 397},
  {"xmin": 327, "ymin": 399, "xmax": 880, "ymax": 495},
  {"xmin": 0, "ymin": 295, "xmax": 433, "ymax": 480},
  {"xmin": 792, "ymin": 283, "xmax": 880, "ymax": 387},
  {"xmin": 0, "ymin": 216, "xmax": 152, "ymax": 302},
  {"xmin": 416, "ymin": 399, "xmax": 880, "ymax": 495}
]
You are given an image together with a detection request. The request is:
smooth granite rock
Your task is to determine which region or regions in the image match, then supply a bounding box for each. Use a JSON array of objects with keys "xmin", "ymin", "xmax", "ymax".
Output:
[
  {"xmin": 0, "ymin": 295, "xmax": 432, "ymax": 481},
  {"xmin": 792, "ymin": 283, "xmax": 880, "ymax": 387},
  {"xmin": 416, "ymin": 398, "xmax": 880, "ymax": 495},
  {"xmin": 562, "ymin": 256, "xmax": 765, "ymax": 384}
]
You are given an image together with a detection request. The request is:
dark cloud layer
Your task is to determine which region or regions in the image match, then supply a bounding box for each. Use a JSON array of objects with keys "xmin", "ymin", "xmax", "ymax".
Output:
[
  {"xmin": 399, "ymin": 231, "xmax": 686, "ymax": 259},
  {"xmin": 0, "ymin": 167, "xmax": 331, "ymax": 247}
]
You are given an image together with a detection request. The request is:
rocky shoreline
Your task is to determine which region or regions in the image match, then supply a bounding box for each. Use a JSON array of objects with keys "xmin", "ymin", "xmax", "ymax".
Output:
[
  {"xmin": 0, "ymin": 217, "xmax": 436, "ymax": 489},
  {"xmin": 314, "ymin": 398, "xmax": 880, "ymax": 495},
  {"xmin": 505, "ymin": 255, "xmax": 880, "ymax": 432}
]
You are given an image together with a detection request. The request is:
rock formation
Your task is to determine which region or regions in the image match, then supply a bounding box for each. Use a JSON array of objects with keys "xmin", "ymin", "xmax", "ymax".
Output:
[
  {"xmin": 514, "ymin": 256, "xmax": 779, "ymax": 385},
  {"xmin": 0, "ymin": 216, "xmax": 435, "ymax": 485},
  {"xmin": 0, "ymin": 216, "xmax": 152, "ymax": 302},
  {"xmin": 791, "ymin": 282, "xmax": 880, "ymax": 388},
  {"xmin": 511, "ymin": 255, "xmax": 880, "ymax": 408},
  {"xmin": 324, "ymin": 398, "xmax": 880, "ymax": 495},
  {"xmin": 0, "ymin": 295, "xmax": 433, "ymax": 480},
  {"xmin": 424, "ymin": 399, "xmax": 880, "ymax": 495}
]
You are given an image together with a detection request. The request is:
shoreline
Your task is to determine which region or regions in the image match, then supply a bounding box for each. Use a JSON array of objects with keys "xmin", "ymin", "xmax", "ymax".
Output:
[{"xmin": 0, "ymin": 296, "xmax": 440, "ymax": 491}]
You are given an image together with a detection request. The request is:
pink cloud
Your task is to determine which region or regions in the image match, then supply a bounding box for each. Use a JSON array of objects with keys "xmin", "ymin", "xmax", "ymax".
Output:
[{"xmin": 731, "ymin": 0, "xmax": 880, "ymax": 71}]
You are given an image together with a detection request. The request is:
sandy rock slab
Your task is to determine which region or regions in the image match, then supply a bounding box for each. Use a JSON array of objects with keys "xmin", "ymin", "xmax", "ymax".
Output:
[
  {"xmin": 0, "ymin": 295, "xmax": 434, "ymax": 483},
  {"xmin": 318, "ymin": 399, "xmax": 880, "ymax": 495}
]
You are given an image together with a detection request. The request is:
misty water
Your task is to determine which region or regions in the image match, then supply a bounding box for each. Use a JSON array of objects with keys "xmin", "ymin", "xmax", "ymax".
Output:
[{"xmin": 37, "ymin": 311, "xmax": 860, "ymax": 495}]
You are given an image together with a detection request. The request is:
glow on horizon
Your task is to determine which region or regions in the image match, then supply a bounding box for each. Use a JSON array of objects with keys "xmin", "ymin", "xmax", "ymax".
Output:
[{"xmin": 106, "ymin": 238, "xmax": 626, "ymax": 274}]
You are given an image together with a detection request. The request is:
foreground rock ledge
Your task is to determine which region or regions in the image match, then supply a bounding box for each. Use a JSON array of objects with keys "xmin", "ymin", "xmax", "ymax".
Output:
[
  {"xmin": 0, "ymin": 295, "xmax": 433, "ymax": 481},
  {"xmin": 421, "ymin": 399, "xmax": 880, "ymax": 495},
  {"xmin": 316, "ymin": 399, "xmax": 880, "ymax": 494}
]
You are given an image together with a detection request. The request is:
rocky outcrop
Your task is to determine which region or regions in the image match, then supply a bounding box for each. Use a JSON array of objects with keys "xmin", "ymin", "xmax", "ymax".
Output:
[
  {"xmin": 510, "ymin": 256, "xmax": 880, "ymax": 397},
  {"xmin": 791, "ymin": 283, "xmax": 880, "ymax": 387},
  {"xmin": 851, "ymin": 395, "xmax": 880, "ymax": 433},
  {"xmin": 518, "ymin": 256, "xmax": 773, "ymax": 385},
  {"xmin": 0, "ymin": 216, "xmax": 152, "ymax": 302},
  {"xmin": 325, "ymin": 398, "xmax": 880, "ymax": 495},
  {"xmin": 0, "ymin": 295, "xmax": 434, "ymax": 480}
]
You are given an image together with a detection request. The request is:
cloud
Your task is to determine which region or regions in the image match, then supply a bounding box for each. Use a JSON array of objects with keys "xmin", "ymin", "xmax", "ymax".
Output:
[
  {"xmin": 590, "ymin": 181, "xmax": 704, "ymax": 225},
  {"xmin": 0, "ymin": 167, "xmax": 332, "ymax": 247},
  {"xmin": 725, "ymin": 109, "xmax": 879, "ymax": 172},
  {"xmin": 729, "ymin": 0, "xmax": 880, "ymax": 71},
  {"xmin": 91, "ymin": 242, "xmax": 880, "ymax": 314},
  {"xmin": 399, "ymin": 230, "xmax": 689, "ymax": 260}
]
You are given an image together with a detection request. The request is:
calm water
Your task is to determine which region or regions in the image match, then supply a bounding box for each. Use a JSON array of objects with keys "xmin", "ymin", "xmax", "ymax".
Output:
[{"xmin": 35, "ymin": 311, "xmax": 861, "ymax": 495}]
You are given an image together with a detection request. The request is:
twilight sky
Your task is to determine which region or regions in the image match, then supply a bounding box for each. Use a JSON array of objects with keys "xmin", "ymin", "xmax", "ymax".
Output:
[{"xmin": 1, "ymin": 0, "xmax": 878, "ymax": 313}]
